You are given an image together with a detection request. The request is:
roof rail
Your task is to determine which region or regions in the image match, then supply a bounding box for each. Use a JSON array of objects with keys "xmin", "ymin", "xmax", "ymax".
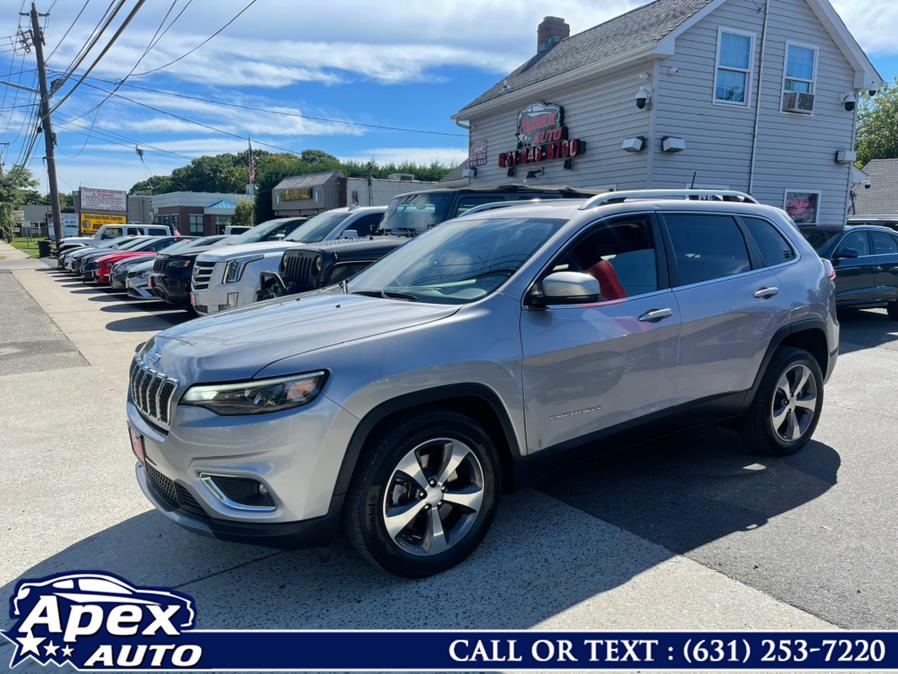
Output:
[
  {"xmin": 580, "ymin": 189, "xmax": 758, "ymax": 210},
  {"xmin": 461, "ymin": 198, "xmax": 586, "ymax": 217}
]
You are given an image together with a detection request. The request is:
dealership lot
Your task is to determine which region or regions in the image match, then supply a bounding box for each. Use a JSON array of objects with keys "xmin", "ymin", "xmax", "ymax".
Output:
[{"xmin": 1, "ymin": 242, "xmax": 896, "ymax": 639}]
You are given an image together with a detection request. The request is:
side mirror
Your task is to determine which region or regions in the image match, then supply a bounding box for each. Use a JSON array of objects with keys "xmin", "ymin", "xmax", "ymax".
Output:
[
  {"xmin": 341, "ymin": 229, "xmax": 359, "ymax": 239},
  {"xmin": 535, "ymin": 271, "xmax": 600, "ymax": 305},
  {"xmin": 834, "ymin": 248, "xmax": 859, "ymax": 260}
]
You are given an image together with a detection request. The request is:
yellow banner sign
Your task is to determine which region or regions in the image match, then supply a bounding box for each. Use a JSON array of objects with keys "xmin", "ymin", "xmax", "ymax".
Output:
[{"xmin": 80, "ymin": 213, "xmax": 127, "ymax": 234}]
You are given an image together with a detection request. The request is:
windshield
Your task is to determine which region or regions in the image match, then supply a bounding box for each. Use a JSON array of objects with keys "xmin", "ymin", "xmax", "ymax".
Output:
[
  {"xmin": 348, "ymin": 216, "xmax": 565, "ymax": 304},
  {"xmin": 381, "ymin": 192, "xmax": 454, "ymax": 234},
  {"xmin": 801, "ymin": 228, "xmax": 843, "ymax": 252},
  {"xmin": 228, "ymin": 219, "xmax": 304, "ymax": 245},
  {"xmin": 156, "ymin": 237, "xmax": 200, "ymax": 254},
  {"xmin": 107, "ymin": 237, "xmax": 145, "ymax": 250},
  {"xmin": 284, "ymin": 211, "xmax": 349, "ymax": 242}
]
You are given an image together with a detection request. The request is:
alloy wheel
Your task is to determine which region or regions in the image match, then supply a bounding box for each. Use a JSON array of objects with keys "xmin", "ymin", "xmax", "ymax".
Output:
[
  {"xmin": 770, "ymin": 363, "xmax": 818, "ymax": 442},
  {"xmin": 382, "ymin": 438, "xmax": 485, "ymax": 557}
]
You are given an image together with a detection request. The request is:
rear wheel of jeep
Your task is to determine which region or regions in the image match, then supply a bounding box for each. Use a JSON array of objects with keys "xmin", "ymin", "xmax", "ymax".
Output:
[
  {"xmin": 344, "ymin": 411, "xmax": 500, "ymax": 578},
  {"xmin": 744, "ymin": 346, "xmax": 823, "ymax": 456}
]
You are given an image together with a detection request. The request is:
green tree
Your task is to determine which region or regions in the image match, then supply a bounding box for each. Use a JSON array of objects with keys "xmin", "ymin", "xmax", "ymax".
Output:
[
  {"xmin": 856, "ymin": 78, "xmax": 898, "ymax": 166},
  {"xmin": 232, "ymin": 198, "xmax": 254, "ymax": 227},
  {"xmin": 0, "ymin": 165, "xmax": 38, "ymax": 241},
  {"xmin": 130, "ymin": 175, "xmax": 173, "ymax": 195}
]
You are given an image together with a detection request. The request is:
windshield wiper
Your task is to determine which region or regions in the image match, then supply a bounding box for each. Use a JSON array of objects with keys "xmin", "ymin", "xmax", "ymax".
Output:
[{"xmin": 351, "ymin": 289, "xmax": 418, "ymax": 302}]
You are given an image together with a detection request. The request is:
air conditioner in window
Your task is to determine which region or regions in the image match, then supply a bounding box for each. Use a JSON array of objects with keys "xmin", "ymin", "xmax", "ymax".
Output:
[{"xmin": 782, "ymin": 91, "xmax": 815, "ymax": 114}]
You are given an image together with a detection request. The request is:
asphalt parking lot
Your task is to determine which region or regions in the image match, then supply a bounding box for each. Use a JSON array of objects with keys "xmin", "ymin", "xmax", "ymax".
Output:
[{"xmin": 2, "ymin": 242, "xmax": 897, "ymax": 648}]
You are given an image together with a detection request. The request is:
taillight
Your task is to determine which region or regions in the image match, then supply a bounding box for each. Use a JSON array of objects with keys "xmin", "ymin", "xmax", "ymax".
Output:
[{"xmin": 822, "ymin": 258, "xmax": 836, "ymax": 281}]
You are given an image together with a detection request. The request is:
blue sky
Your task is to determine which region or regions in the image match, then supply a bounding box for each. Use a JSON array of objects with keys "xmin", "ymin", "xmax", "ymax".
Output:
[{"xmin": 1, "ymin": 0, "xmax": 895, "ymax": 193}]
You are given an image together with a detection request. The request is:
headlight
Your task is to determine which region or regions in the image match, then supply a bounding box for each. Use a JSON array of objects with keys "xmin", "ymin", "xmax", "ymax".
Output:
[
  {"xmin": 224, "ymin": 255, "xmax": 263, "ymax": 283},
  {"xmin": 180, "ymin": 371, "xmax": 327, "ymax": 415},
  {"xmin": 168, "ymin": 259, "xmax": 191, "ymax": 268}
]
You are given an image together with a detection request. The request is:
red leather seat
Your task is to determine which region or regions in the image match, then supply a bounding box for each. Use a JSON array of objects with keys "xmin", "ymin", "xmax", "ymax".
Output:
[{"xmin": 587, "ymin": 259, "xmax": 627, "ymax": 300}]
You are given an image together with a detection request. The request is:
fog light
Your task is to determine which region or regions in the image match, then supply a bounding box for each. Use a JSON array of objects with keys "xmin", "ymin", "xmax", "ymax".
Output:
[
  {"xmin": 227, "ymin": 292, "xmax": 239, "ymax": 307},
  {"xmin": 199, "ymin": 473, "xmax": 275, "ymax": 511}
]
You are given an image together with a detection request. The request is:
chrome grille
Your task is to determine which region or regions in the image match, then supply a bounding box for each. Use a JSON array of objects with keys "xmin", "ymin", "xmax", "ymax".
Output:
[
  {"xmin": 129, "ymin": 359, "xmax": 179, "ymax": 429},
  {"xmin": 192, "ymin": 261, "xmax": 216, "ymax": 290}
]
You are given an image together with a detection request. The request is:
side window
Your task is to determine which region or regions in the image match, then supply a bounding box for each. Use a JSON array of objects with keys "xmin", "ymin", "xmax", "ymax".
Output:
[
  {"xmin": 871, "ymin": 231, "xmax": 898, "ymax": 255},
  {"xmin": 836, "ymin": 231, "xmax": 870, "ymax": 257},
  {"xmin": 552, "ymin": 215, "xmax": 659, "ymax": 300},
  {"xmin": 743, "ymin": 216, "xmax": 796, "ymax": 266},
  {"xmin": 456, "ymin": 195, "xmax": 502, "ymax": 216},
  {"xmin": 664, "ymin": 214, "xmax": 751, "ymax": 286},
  {"xmin": 714, "ymin": 29, "xmax": 754, "ymax": 104},
  {"xmin": 347, "ymin": 213, "xmax": 383, "ymax": 237},
  {"xmin": 102, "ymin": 227, "xmax": 122, "ymax": 240}
]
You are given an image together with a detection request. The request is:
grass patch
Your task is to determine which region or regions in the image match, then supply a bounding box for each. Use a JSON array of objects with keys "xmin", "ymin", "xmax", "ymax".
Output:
[{"xmin": 10, "ymin": 237, "xmax": 44, "ymax": 258}]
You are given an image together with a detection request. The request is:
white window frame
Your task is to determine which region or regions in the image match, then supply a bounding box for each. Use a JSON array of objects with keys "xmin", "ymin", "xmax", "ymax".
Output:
[
  {"xmin": 783, "ymin": 188, "xmax": 821, "ymax": 225},
  {"xmin": 712, "ymin": 27, "xmax": 756, "ymax": 107},
  {"xmin": 781, "ymin": 41, "xmax": 819, "ymax": 113}
]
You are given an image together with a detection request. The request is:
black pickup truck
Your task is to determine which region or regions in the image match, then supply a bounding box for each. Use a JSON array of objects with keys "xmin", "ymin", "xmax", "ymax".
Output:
[{"xmin": 258, "ymin": 235, "xmax": 408, "ymax": 300}]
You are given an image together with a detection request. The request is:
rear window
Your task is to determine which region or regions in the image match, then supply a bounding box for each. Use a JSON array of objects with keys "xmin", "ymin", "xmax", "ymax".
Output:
[
  {"xmin": 382, "ymin": 192, "xmax": 455, "ymax": 233},
  {"xmin": 743, "ymin": 217, "xmax": 796, "ymax": 266}
]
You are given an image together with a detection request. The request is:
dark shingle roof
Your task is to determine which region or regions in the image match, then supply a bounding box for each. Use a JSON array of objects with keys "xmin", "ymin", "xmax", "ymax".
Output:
[
  {"xmin": 853, "ymin": 159, "xmax": 898, "ymax": 215},
  {"xmin": 457, "ymin": 0, "xmax": 715, "ymax": 113},
  {"xmin": 439, "ymin": 159, "xmax": 469, "ymax": 183}
]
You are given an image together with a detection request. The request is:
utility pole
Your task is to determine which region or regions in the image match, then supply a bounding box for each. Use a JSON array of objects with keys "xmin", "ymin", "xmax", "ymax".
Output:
[{"xmin": 25, "ymin": 2, "xmax": 62, "ymax": 242}]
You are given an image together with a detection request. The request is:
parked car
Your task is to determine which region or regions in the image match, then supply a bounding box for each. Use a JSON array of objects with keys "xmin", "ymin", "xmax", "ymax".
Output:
[
  {"xmin": 190, "ymin": 208, "xmax": 385, "ymax": 314},
  {"xmin": 128, "ymin": 189, "xmax": 838, "ymax": 577},
  {"xmin": 807, "ymin": 224, "xmax": 898, "ymax": 318},
  {"xmin": 223, "ymin": 225, "xmax": 252, "ymax": 235},
  {"xmin": 125, "ymin": 259, "xmax": 157, "ymax": 300},
  {"xmin": 55, "ymin": 223, "xmax": 175, "ymax": 260},
  {"xmin": 258, "ymin": 235, "xmax": 409, "ymax": 300},
  {"xmin": 110, "ymin": 256, "xmax": 156, "ymax": 291},
  {"xmin": 379, "ymin": 184, "xmax": 596, "ymax": 235},
  {"xmin": 93, "ymin": 237, "xmax": 195, "ymax": 284},
  {"xmin": 81, "ymin": 236, "xmax": 181, "ymax": 281},
  {"xmin": 65, "ymin": 237, "xmax": 147, "ymax": 273},
  {"xmin": 148, "ymin": 235, "xmax": 232, "ymax": 308}
]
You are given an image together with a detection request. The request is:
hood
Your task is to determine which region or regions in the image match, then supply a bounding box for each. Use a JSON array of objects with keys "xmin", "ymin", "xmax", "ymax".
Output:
[
  {"xmin": 196, "ymin": 240, "xmax": 303, "ymax": 262},
  {"xmin": 147, "ymin": 292, "xmax": 458, "ymax": 383}
]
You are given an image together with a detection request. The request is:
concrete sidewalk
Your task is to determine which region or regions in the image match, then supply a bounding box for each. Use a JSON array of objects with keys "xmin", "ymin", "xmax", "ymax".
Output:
[{"xmin": 0, "ymin": 240, "xmax": 835, "ymax": 642}]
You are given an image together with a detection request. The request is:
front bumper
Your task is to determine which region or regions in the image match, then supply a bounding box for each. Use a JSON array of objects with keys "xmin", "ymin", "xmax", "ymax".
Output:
[
  {"xmin": 126, "ymin": 277, "xmax": 155, "ymax": 300},
  {"xmin": 155, "ymin": 272, "xmax": 191, "ymax": 306},
  {"xmin": 127, "ymin": 392, "xmax": 358, "ymax": 548},
  {"xmin": 135, "ymin": 463, "xmax": 336, "ymax": 548}
]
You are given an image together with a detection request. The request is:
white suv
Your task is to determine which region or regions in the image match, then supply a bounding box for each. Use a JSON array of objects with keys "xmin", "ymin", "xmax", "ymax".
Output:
[{"xmin": 190, "ymin": 207, "xmax": 386, "ymax": 314}]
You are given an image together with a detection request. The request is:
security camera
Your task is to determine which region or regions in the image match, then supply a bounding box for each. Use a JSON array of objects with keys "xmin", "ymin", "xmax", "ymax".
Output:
[
  {"xmin": 842, "ymin": 92, "xmax": 857, "ymax": 111},
  {"xmin": 868, "ymin": 89, "xmax": 877, "ymax": 97},
  {"xmin": 864, "ymin": 182, "xmax": 871, "ymax": 189},
  {"xmin": 635, "ymin": 86, "xmax": 652, "ymax": 110}
]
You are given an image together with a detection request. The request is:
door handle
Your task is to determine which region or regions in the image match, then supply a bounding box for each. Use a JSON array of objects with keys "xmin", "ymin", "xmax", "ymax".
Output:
[
  {"xmin": 638, "ymin": 307, "xmax": 673, "ymax": 322},
  {"xmin": 753, "ymin": 286, "xmax": 779, "ymax": 299}
]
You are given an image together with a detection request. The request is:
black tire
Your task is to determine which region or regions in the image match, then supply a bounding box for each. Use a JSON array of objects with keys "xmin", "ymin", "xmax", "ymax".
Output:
[
  {"xmin": 744, "ymin": 346, "xmax": 824, "ymax": 456},
  {"xmin": 344, "ymin": 410, "xmax": 500, "ymax": 578},
  {"xmin": 887, "ymin": 301, "xmax": 898, "ymax": 321}
]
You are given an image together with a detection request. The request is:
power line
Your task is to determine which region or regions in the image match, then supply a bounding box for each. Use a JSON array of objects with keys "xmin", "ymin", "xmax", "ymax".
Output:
[
  {"xmin": 53, "ymin": 70, "xmax": 467, "ymax": 138},
  {"xmin": 55, "ymin": 109, "xmax": 195, "ymax": 159},
  {"xmin": 45, "ymin": 0, "xmax": 91, "ymax": 61},
  {"xmin": 132, "ymin": 0, "xmax": 255, "ymax": 77},
  {"xmin": 55, "ymin": 0, "xmax": 125, "ymax": 86},
  {"xmin": 50, "ymin": 0, "xmax": 146, "ymax": 114}
]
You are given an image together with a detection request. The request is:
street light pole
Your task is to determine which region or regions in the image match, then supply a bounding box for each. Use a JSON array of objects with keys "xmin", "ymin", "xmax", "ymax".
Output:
[{"xmin": 26, "ymin": 2, "xmax": 63, "ymax": 243}]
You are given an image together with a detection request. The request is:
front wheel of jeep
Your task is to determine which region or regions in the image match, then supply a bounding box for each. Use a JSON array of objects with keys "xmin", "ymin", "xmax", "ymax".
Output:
[{"xmin": 344, "ymin": 411, "xmax": 500, "ymax": 578}]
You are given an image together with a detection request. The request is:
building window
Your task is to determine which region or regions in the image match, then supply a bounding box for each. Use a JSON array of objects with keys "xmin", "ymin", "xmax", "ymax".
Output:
[
  {"xmin": 784, "ymin": 190, "xmax": 820, "ymax": 225},
  {"xmin": 784, "ymin": 43, "xmax": 817, "ymax": 95},
  {"xmin": 714, "ymin": 29, "xmax": 754, "ymax": 105},
  {"xmin": 189, "ymin": 214, "xmax": 203, "ymax": 235},
  {"xmin": 161, "ymin": 215, "xmax": 171, "ymax": 226}
]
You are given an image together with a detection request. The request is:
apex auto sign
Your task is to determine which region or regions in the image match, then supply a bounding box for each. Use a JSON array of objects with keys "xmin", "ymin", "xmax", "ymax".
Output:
[{"xmin": 498, "ymin": 101, "xmax": 585, "ymax": 171}]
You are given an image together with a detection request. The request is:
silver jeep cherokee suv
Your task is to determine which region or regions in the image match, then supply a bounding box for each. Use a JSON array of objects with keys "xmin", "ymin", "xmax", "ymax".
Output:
[{"xmin": 127, "ymin": 190, "xmax": 839, "ymax": 577}]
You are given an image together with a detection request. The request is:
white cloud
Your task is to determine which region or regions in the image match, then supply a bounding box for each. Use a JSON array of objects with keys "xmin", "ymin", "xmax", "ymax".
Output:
[{"xmin": 830, "ymin": 0, "xmax": 898, "ymax": 56}]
